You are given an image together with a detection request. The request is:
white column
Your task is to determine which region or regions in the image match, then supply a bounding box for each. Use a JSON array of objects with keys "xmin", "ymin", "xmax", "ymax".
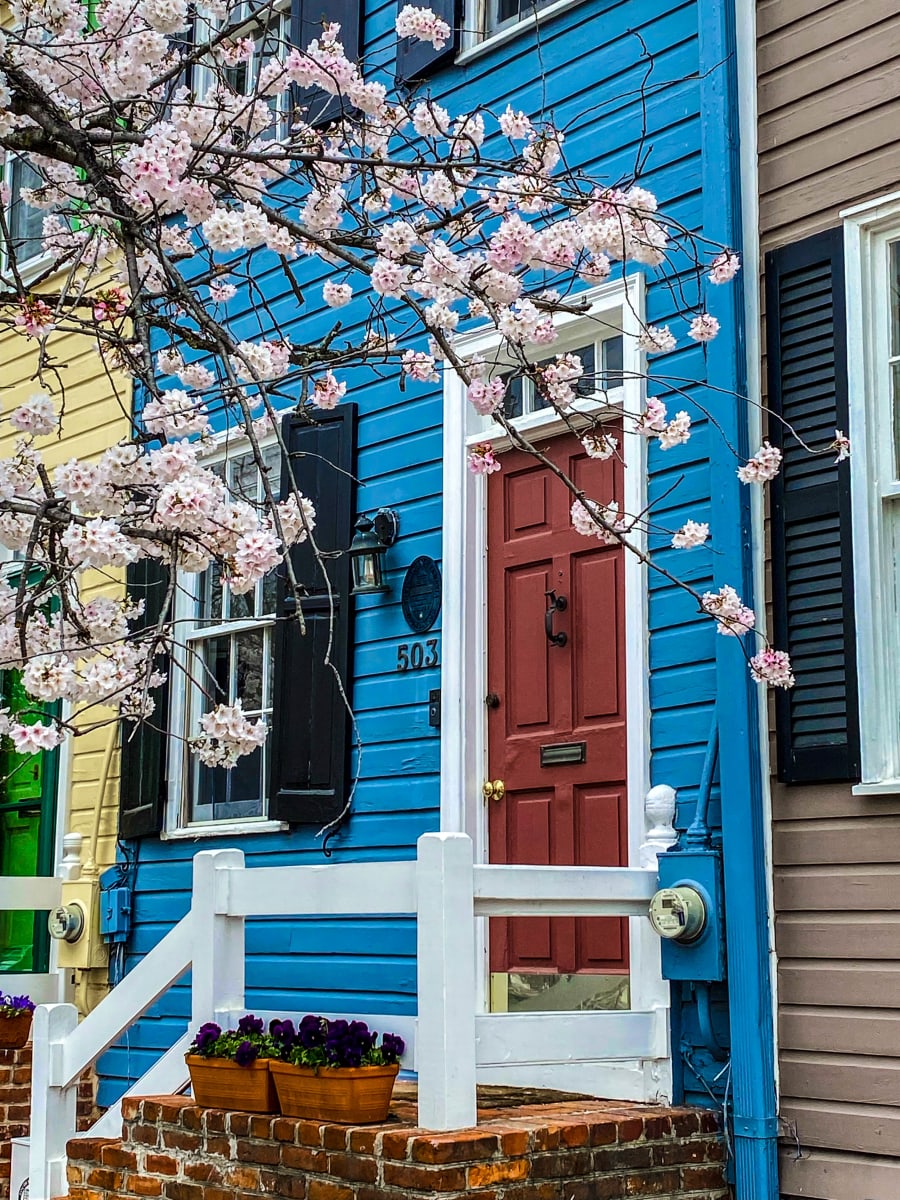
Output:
[
  {"xmin": 415, "ymin": 833, "xmax": 477, "ymax": 1131},
  {"xmin": 191, "ymin": 849, "xmax": 245, "ymax": 1030},
  {"xmin": 29, "ymin": 1002, "xmax": 79, "ymax": 1200}
]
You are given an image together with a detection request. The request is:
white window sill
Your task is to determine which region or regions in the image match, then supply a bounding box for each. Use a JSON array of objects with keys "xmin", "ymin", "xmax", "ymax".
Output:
[
  {"xmin": 457, "ymin": 0, "xmax": 584, "ymax": 64},
  {"xmin": 0, "ymin": 252, "xmax": 66, "ymax": 289},
  {"xmin": 851, "ymin": 781, "xmax": 900, "ymax": 797},
  {"xmin": 161, "ymin": 818, "xmax": 288, "ymax": 841}
]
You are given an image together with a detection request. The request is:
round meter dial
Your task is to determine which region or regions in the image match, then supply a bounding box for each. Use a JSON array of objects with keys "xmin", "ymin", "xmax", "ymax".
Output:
[{"xmin": 648, "ymin": 886, "xmax": 707, "ymax": 943}]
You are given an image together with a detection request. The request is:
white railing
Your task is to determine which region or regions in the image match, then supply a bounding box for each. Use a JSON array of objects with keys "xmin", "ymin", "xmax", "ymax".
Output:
[
  {"xmin": 28, "ymin": 824, "xmax": 673, "ymax": 1200},
  {"xmin": 0, "ymin": 876, "xmax": 62, "ymax": 910}
]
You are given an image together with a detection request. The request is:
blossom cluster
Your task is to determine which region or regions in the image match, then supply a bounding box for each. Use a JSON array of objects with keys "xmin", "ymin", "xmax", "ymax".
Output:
[{"xmin": 0, "ymin": 0, "xmax": 801, "ymax": 749}]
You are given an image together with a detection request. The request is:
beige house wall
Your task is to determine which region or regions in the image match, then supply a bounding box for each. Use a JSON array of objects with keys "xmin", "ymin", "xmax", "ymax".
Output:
[{"xmin": 757, "ymin": 2, "xmax": 900, "ymax": 1196}]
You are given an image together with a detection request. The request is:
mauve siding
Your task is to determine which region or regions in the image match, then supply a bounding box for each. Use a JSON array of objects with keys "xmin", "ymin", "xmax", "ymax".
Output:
[{"xmin": 757, "ymin": 2, "xmax": 900, "ymax": 1196}]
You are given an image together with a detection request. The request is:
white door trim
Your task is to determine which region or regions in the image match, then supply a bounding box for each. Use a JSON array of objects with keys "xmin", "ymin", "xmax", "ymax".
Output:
[{"xmin": 439, "ymin": 275, "xmax": 669, "ymax": 1097}]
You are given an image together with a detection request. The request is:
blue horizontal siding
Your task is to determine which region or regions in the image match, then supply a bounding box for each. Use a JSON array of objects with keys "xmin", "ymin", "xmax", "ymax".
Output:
[{"xmin": 99, "ymin": 0, "xmax": 739, "ymax": 1115}]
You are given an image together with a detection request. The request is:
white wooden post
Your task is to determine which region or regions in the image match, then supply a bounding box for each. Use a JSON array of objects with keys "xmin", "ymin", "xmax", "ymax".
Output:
[
  {"xmin": 640, "ymin": 784, "xmax": 677, "ymax": 869},
  {"xmin": 415, "ymin": 833, "xmax": 477, "ymax": 1131},
  {"xmin": 29, "ymin": 1002, "xmax": 79, "ymax": 1200},
  {"xmin": 191, "ymin": 849, "xmax": 245, "ymax": 1030}
]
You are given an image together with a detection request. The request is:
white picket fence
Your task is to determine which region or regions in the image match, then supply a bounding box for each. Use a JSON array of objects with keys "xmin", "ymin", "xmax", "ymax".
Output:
[{"xmin": 25, "ymin": 830, "xmax": 670, "ymax": 1200}]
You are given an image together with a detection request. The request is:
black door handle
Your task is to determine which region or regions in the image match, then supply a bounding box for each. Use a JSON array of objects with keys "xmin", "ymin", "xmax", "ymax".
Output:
[{"xmin": 544, "ymin": 590, "xmax": 568, "ymax": 647}]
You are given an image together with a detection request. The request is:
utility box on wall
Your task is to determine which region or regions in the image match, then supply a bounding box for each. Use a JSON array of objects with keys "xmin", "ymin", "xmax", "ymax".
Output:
[{"xmin": 650, "ymin": 848, "xmax": 725, "ymax": 982}]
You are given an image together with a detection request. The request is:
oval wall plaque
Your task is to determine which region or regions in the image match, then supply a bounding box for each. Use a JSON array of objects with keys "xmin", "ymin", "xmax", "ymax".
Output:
[{"xmin": 401, "ymin": 556, "xmax": 442, "ymax": 633}]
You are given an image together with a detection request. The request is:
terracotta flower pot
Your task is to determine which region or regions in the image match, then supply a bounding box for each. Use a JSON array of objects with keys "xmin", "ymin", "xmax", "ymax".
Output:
[
  {"xmin": 269, "ymin": 1061, "xmax": 400, "ymax": 1123},
  {"xmin": 0, "ymin": 1012, "xmax": 32, "ymax": 1050},
  {"xmin": 185, "ymin": 1054, "xmax": 278, "ymax": 1113}
]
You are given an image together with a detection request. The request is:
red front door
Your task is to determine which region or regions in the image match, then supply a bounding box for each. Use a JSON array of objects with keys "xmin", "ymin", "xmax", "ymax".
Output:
[{"xmin": 487, "ymin": 432, "xmax": 628, "ymax": 987}]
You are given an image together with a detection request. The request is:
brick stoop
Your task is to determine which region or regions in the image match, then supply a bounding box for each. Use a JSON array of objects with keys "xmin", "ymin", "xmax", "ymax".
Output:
[
  {"xmin": 64, "ymin": 1086, "xmax": 729, "ymax": 1200},
  {"xmin": 0, "ymin": 1045, "xmax": 97, "ymax": 1200}
]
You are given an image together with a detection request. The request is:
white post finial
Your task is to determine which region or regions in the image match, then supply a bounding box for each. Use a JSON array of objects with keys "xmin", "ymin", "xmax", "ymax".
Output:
[
  {"xmin": 641, "ymin": 784, "xmax": 677, "ymax": 869},
  {"xmin": 58, "ymin": 832, "xmax": 83, "ymax": 882}
]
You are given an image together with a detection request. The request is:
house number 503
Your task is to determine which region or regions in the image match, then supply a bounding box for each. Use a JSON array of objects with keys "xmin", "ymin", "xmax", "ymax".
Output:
[{"xmin": 397, "ymin": 639, "xmax": 439, "ymax": 671}]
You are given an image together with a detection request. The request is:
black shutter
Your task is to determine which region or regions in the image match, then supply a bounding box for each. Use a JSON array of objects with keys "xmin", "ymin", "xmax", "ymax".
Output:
[
  {"xmin": 291, "ymin": 0, "xmax": 363, "ymax": 127},
  {"xmin": 119, "ymin": 558, "xmax": 171, "ymax": 838},
  {"xmin": 269, "ymin": 405, "xmax": 358, "ymax": 824},
  {"xmin": 767, "ymin": 228, "xmax": 860, "ymax": 784},
  {"xmin": 395, "ymin": 0, "xmax": 459, "ymax": 83}
]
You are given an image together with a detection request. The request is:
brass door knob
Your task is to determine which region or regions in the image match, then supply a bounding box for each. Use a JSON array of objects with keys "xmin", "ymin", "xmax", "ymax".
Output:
[{"xmin": 482, "ymin": 779, "xmax": 506, "ymax": 802}]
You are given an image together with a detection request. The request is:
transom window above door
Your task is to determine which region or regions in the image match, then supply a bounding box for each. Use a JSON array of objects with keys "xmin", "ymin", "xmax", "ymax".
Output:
[{"xmin": 501, "ymin": 335, "xmax": 625, "ymax": 420}]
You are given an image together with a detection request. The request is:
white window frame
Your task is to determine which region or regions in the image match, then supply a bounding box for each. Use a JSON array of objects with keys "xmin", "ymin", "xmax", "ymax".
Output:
[
  {"xmin": 162, "ymin": 430, "xmax": 289, "ymax": 839},
  {"xmin": 1, "ymin": 153, "xmax": 56, "ymax": 283},
  {"xmin": 439, "ymin": 274, "xmax": 667, "ymax": 1066},
  {"xmin": 458, "ymin": 0, "xmax": 585, "ymax": 61},
  {"xmin": 843, "ymin": 190, "xmax": 900, "ymax": 793}
]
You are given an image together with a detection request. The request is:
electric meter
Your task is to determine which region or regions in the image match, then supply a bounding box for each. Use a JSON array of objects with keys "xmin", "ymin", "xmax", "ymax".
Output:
[
  {"xmin": 48, "ymin": 902, "xmax": 85, "ymax": 943},
  {"xmin": 648, "ymin": 886, "xmax": 707, "ymax": 943}
]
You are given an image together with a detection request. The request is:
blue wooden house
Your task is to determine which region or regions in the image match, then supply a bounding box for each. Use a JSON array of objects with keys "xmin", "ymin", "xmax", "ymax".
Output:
[{"xmin": 95, "ymin": 0, "xmax": 776, "ymax": 1194}]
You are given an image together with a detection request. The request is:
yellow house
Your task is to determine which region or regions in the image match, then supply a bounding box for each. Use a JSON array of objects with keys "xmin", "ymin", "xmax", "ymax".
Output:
[{"xmin": 0, "ymin": 316, "xmax": 131, "ymax": 1017}]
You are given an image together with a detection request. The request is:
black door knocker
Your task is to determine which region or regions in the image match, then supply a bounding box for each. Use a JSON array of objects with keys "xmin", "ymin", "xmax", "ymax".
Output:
[{"xmin": 544, "ymin": 590, "xmax": 568, "ymax": 647}]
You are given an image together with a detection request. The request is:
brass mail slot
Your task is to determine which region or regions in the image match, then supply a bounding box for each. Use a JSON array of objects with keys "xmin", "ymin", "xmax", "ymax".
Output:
[{"xmin": 540, "ymin": 741, "xmax": 587, "ymax": 767}]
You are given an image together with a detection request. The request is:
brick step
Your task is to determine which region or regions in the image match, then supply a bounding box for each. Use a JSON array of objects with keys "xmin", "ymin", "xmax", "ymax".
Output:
[{"xmin": 65, "ymin": 1088, "xmax": 729, "ymax": 1200}]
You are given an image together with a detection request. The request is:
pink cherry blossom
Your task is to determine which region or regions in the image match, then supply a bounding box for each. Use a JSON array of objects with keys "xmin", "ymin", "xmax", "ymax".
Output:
[
  {"xmin": 832, "ymin": 430, "xmax": 851, "ymax": 462},
  {"xmin": 10, "ymin": 392, "xmax": 57, "ymax": 437},
  {"xmin": 323, "ymin": 280, "xmax": 353, "ymax": 307},
  {"xmin": 582, "ymin": 431, "xmax": 618, "ymax": 460},
  {"xmin": 396, "ymin": 5, "xmax": 451, "ymax": 49},
  {"xmin": 312, "ymin": 371, "xmax": 347, "ymax": 410},
  {"xmin": 9, "ymin": 722, "xmax": 64, "ymax": 753},
  {"xmin": 750, "ymin": 648, "xmax": 795, "ymax": 689},
  {"xmin": 688, "ymin": 313, "xmax": 720, "ymax": 342},
  {"xmin": 709, "ymin": 250, "xmax": 741, "ymax": 284},
  {"xmin": 402, "ymin": 350, "xmax": 439, "ymax": 383},
  {"xmin": 467, "ymin": 442, "xmax": 501, "ymax": 474},
  {"xmin": 701, "ymin": 585, "xmax": 755, "ymax": 637},
  {"xmin": 737, "ymin": 441, "xmax": 782, "ymax": 484},
  {"xmin": 671, "ymin": 521, "xmax": 709, "ymax": 549}
]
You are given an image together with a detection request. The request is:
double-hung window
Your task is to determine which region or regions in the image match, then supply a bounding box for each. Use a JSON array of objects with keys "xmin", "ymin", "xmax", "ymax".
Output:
[
  {"xmin": 182, "ymin": 446, "xmax": 280, "ymax": 825},
  {"xmin": 843, "ymin": 193, "xmax": 900, "ymax": 792},
  {"xmin": 2, "ymin": 156, "xmax": 46, "ymax": 273},
  {"xmin": 118, "ymin": 407, "xmax": 360, "ymax": 840}
]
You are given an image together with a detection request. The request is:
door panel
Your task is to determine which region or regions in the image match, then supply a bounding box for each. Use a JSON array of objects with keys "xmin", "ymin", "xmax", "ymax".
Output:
[{"xmin": 487, "ymin": 432, "xmax": 628, "ymax": 998}]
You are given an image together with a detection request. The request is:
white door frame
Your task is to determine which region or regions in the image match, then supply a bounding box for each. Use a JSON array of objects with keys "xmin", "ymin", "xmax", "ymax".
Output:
[{"xmin": 439, "ymin": 276, "xmax": 670, "ymax": 1097}]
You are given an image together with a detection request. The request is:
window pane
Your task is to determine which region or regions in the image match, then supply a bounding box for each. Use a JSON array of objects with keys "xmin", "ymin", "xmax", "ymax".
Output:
[
  {"xmin": 8, "ymin": 159, "xmax": 45, "ymax": 266},
  {"xmin": 201, "ymin": 634, "xmax": 231, "ymax": 704},
  {"xmin": 262, "ymin": 443, "xmax": 281, "ymax": 499},
  {"xmin": 232, "ymin": 453, "xmax": 258, "ymax": 505},
  {"xmin": 891, "ymin": 241, "xmax": 900, "ymax": 358},
  {"xmin": 199, "ymin": 562, "xmax": 223, "ymax": 623},
  {"xmin": 235, "ymin": 628, "xmax": 264, "ymax": 711},
  {"xmin": 575, "ymin": 344, "xmax": 597, "ymax": 396},
  {"xmin": 892, "ymin": 361, "xmax": 900, "ymax": 481},
  {"xmin": 600, "ymin": 336, "xmax": 624, "ymax": 389},
  {"xmin": 503, "ymin": 374, "xmax": 525, "ymax": 419}
]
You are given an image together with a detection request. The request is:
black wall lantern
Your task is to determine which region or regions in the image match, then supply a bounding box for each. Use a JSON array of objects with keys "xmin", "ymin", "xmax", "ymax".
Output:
[{"xmin": 349, "ymin": 509, "xmax": 399, "ymax": 595}]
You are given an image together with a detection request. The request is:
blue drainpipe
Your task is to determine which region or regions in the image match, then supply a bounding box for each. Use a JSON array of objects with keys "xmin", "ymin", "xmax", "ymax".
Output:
[{"xmin": 698, "ymin": 3, "xmax": 779, "ymax": 1197}]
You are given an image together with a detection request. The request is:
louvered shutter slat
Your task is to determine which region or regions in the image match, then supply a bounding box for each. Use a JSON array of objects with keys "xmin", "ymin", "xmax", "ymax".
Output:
[{"xmin": 767, "ymin": 228, "xmax": 860, "ymax": 783}]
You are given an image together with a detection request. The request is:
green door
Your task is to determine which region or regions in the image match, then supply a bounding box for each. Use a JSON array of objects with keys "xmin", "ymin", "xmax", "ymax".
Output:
[{"xmin": 0, "ymin": 672, "xmax": 59, "ymax": 974}]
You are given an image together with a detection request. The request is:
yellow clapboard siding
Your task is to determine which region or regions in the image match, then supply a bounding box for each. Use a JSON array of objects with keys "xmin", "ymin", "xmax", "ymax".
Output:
[{"xmin": 0, "ymin": 323, "xmax": 131, "ymax": 897}]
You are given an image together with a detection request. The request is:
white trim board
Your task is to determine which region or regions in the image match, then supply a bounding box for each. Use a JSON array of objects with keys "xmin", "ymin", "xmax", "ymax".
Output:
[{"xmin": 438, "ymin": 276, "xmax": 670, "ymax": 1101}]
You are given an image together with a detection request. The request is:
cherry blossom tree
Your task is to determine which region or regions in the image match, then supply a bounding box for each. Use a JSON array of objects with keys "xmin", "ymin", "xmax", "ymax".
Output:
[{"xmin": 0, "ymin": 0, "xmax": 840, "ymax": 770}]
